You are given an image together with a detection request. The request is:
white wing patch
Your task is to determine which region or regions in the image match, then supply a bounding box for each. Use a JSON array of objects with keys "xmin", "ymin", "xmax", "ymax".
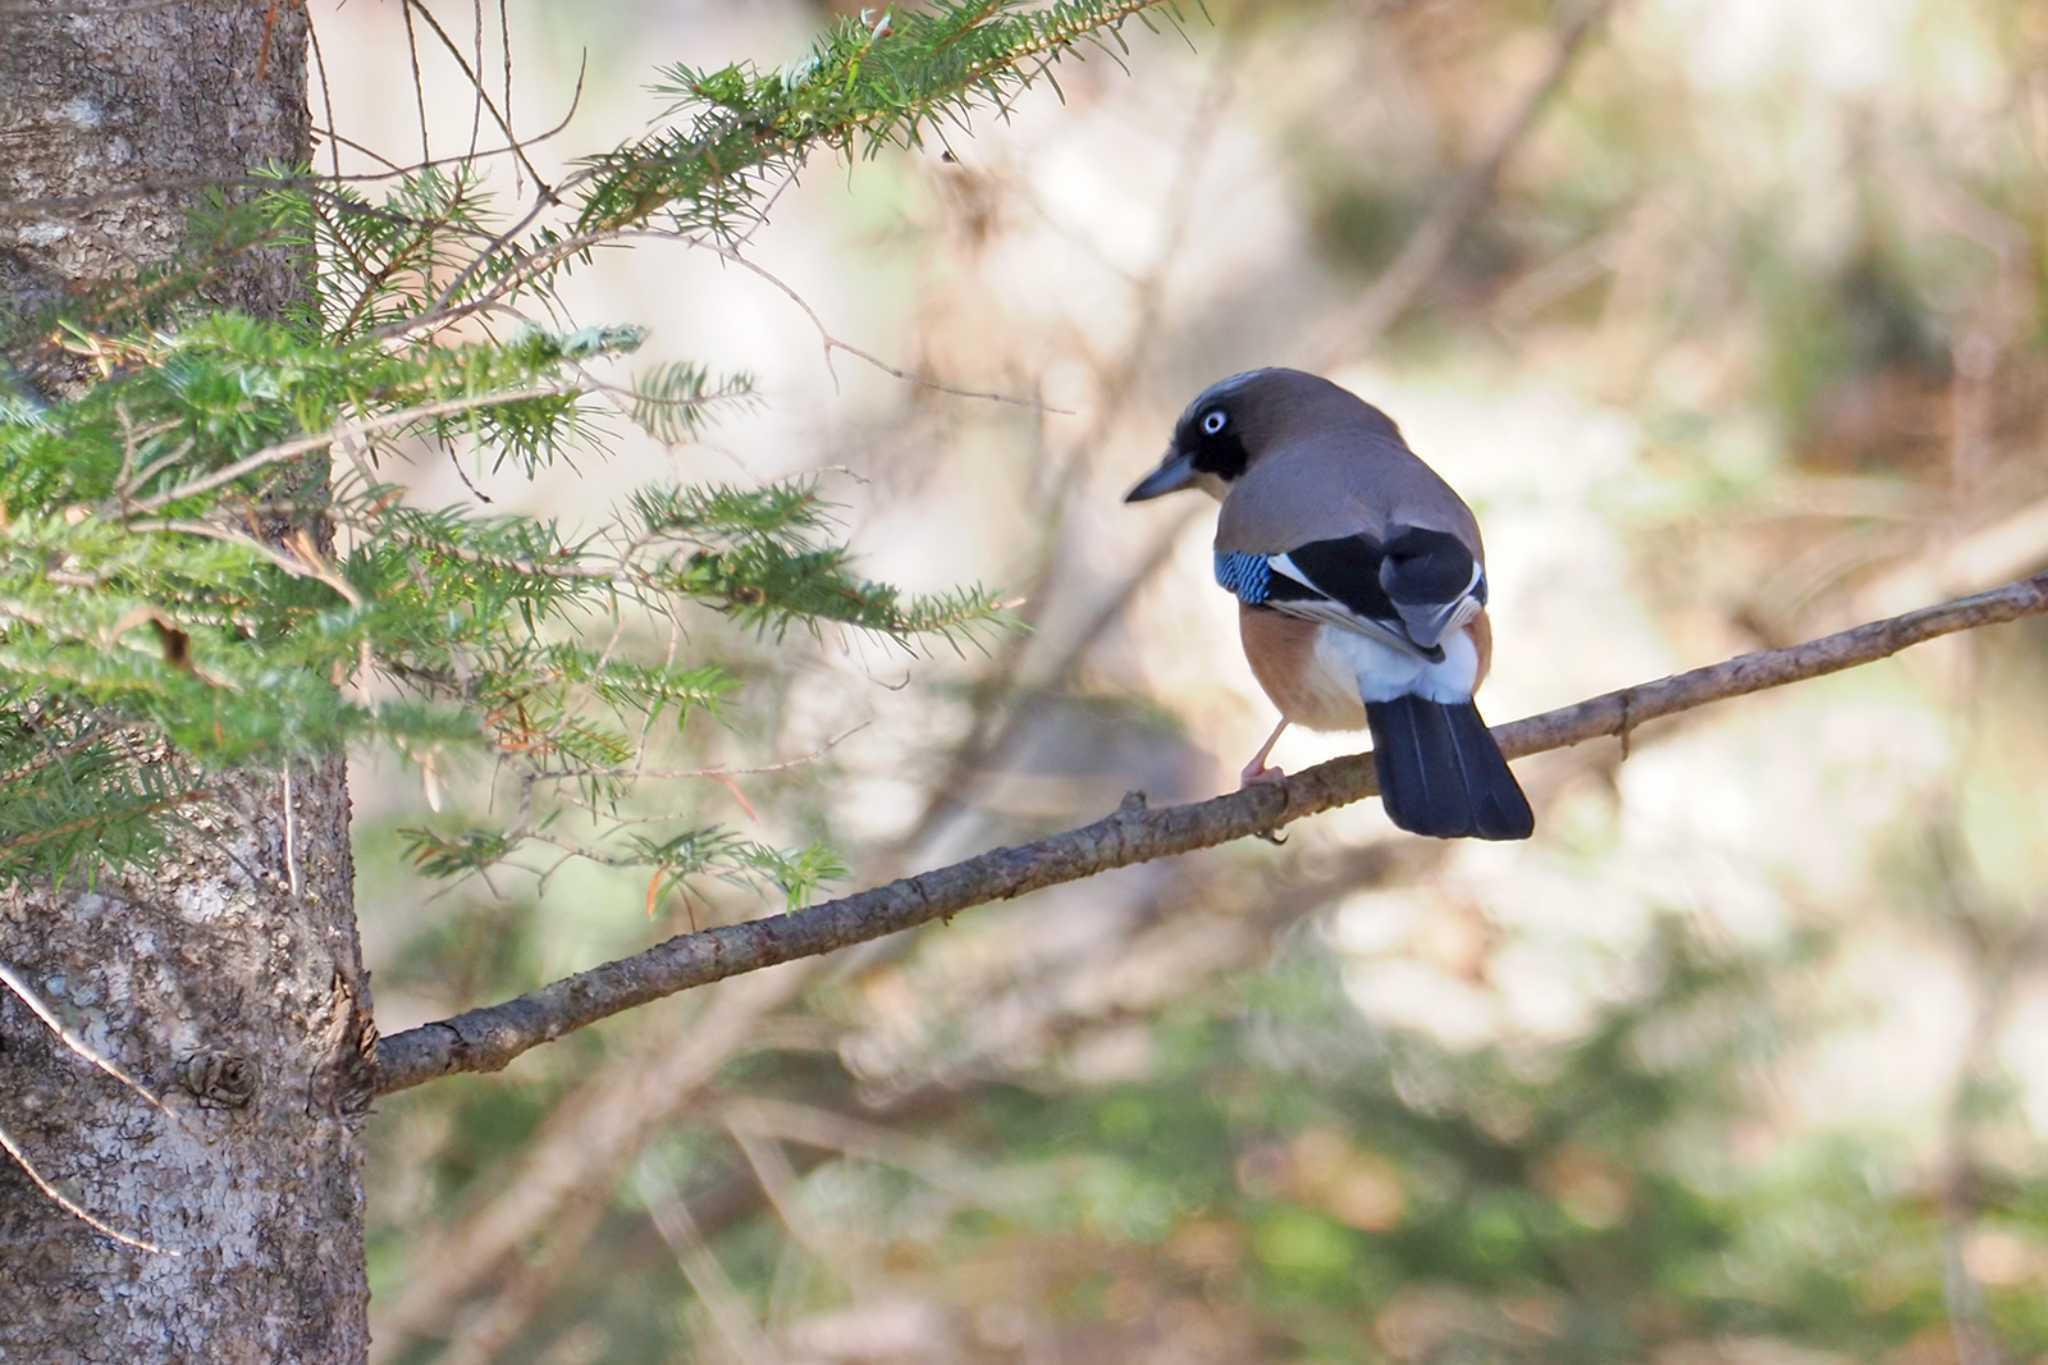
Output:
[
  {"xmin": 1267, "ymin": 553, "xmax": 1318, "ymax": 592},
  {"xmin": 1276, "ymin": 597, "xmax": 1430, "ymax": 656},
  {"xmin": 1260, "ymin": 552, "xmax": 1435, "ymax": 660}
]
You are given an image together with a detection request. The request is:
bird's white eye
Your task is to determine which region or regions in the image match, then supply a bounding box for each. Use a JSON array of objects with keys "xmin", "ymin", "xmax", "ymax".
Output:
[{"xmin": 1201, "ymin": 409, "xmax": 1227, "ymax": 435}]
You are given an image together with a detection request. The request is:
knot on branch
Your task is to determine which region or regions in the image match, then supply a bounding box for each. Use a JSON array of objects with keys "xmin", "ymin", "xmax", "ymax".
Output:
[{"xmin": 179, "ymin": 1048, "xmax": 259, "ymax": 1110}]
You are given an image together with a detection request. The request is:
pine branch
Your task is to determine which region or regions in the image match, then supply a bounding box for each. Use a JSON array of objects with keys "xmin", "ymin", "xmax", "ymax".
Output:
[
  {"xmin": 2, "ymin": 4, "xmax": 1174, "ymax": 888},
  {"xmin": 372, "ymin": 571, "xmax": 2048, "ymax": 1094},
  {"xmin": 124, "ymin": 385, "xmax": 581, "ymax": 515}
]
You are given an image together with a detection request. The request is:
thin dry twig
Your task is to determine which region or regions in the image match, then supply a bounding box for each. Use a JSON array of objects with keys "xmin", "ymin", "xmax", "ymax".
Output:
[
  {"xmin": 0, "ymin": 958, "xmax": 183, "ymax": 1127},
  {"xmin": 373, "ymin": 571, "xmax": 2048, "ymax": 1094},
  {"xmin": 690, "ymin": 234, "xmax": 1070, "ymax": 413},
  {"xmin": 499, "ymin": 0, "xmax": 517, "ymax": 191},
  {"xmin": 428, "ymin": 1190, "xmax": 612, "ymax": 1365},
  {"xmin": 370, "ymin": 968, "xmax": 815, "ymax": 1361},
  {"xmin": 0, "ymin": 1115, "xmax": 174, "ymax": 1255},
  {"xmin": 720, "ymin": 1095, "xmax": 1011, "ymax": 1207},
  {"xmin": 1308, "ymin": 0, "xmax": 1624, "ymax": 364},
  {"xmin": 468, "ymin": 0, "xmax": 485, "ymax": 159},
  {"xmin": 1930, "ymin": 822, "xmax": 2030, "ymax": 1365},
  {"xmin": 638, "ymin": 1164, "xmax": 779, "ymax": 1365},
  {"xmin": 724, "ymin": 1124, "xmax": 867, "ymax": 1291},
  {"xmin": 399, "ymin": 0, "xmax": 553, "ymax": 199},
  {"xmin": 525, "ymin": 723, "xmax": 871, "ymax": 788},
  {"xmin": 307, "ymin": 3, "xmax": 342, "ymax": 183},
  {"xmin": 399, "ymin": 0, "xmax": 431, "ymax": 167},
  {"xmin": 393, "ymin": 220, "xmax": 1068, "ymax": 412},
  {"xmin": 316, "ymin": 54, "xmax": 584, "ymax": 189}
]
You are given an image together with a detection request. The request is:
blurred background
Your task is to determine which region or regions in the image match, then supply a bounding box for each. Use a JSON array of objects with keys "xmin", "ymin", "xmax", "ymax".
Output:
[{"xmin": 322, "ymin": 1, "xmax": 2048, "ymax": 1360}]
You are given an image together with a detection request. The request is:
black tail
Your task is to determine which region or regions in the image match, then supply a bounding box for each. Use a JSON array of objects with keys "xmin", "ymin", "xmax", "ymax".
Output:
[{"xmin": 1365, "ymin": 696, "xmax": 1534, "ymax": 841}]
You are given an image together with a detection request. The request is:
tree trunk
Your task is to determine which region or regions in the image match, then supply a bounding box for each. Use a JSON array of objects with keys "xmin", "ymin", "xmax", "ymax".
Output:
[{"xmin": 0, "ymin": 6, "xmax": 374, "ymax": 1361}]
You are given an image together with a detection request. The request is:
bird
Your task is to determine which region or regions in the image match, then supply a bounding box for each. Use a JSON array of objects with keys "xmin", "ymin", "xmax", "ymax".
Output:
[{"xmin": 1124, "ymin": 367, "xmax": 1533, "ymax": 841}]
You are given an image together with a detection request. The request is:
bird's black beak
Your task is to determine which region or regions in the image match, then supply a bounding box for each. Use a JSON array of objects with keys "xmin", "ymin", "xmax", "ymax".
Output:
[{"xmin": 1123, "ymin": 450, "xmax": 1197, "ymax": 503}]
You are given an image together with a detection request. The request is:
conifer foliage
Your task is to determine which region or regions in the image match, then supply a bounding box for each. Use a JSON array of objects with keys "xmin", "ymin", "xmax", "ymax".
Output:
[{"xmin": 0, "ymin": 1, "xmax": 1186, "ymax": 893}]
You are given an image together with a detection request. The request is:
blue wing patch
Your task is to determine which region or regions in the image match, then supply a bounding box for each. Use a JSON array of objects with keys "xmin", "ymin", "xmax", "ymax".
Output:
[
  {"xmin": 1213, "ymin": 550, "xmax": 1272, "ymax": 605},
  {"xmin": 1214, "ymin": 538, "xmax": 1460, "ymax": 664}
]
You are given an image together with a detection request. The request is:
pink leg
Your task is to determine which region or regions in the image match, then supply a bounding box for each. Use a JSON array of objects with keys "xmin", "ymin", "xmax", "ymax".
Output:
[{"xmin": 1239, "ymin": 718, "xmax": 1290, "ymax": 787}]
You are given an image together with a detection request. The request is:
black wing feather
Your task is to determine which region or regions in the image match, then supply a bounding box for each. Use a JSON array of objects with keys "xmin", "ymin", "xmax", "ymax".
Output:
[
  {"xmin": 1267, "ymin": 534, "xmax": 1444, "ymax": 663},
  {"xmin": 1276, "ymin": 535, "xmax": 1398, "ymax": 619},
  {"xmin": 1377, "ymin": 527, "xmax": 1480, "ymax": 648},
  {"xmin": 1379, "ymin": 527, "xmax": 1475, "ymax": 606}
]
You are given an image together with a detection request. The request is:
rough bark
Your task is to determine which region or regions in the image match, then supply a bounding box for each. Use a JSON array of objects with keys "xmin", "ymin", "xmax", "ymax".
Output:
[{"xmin": 0, "ymin": 6, "xmax": 374, "ymax": 1362}]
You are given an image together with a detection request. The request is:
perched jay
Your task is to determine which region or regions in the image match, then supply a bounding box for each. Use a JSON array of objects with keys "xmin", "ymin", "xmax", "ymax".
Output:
[{"xmin": 1125, "ymin": 368, "xmax": 1534, "ymax": 841}]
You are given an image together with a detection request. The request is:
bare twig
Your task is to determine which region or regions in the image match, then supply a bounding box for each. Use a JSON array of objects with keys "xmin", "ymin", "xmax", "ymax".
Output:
[
  {"xmin": 524, "ymin": 722, "xmax": 870, "ymax": 787},
  {"xmin": 428, "ymin": 1190, "xmax": 612, "ymax": 1365},
  {"xmin": 307, "ymin": 4, "xmax": 342, "ymax": 182},
  {"xmin": 638, "ymin": 1163, "xmax": 778, "ymax": 1365},
  {"xmin": 1930, "ymin": 821, "xmax": 2031, "ymax": 1365},
  {"xmin": 318, "ymin": 56, "xmax": 584, "ymax": 189},
  {"xmin": 0, "ymin": 959, "xmax": 182, "ymax": 1126},
  {"xmin": 720, "ymin": 1095, "xmax": 1032, "ymax": 1208},
  {"xmin": 0, "ymin": 1116, "xmax": 174, "ymax": 1254},
  {"xmin": 468, "ymin": 0, "xmax": 485, "ymax": 159},
  {"xmin": 724, "ymin": 1124, "xmax": 866, "ymax": 1289},
  {"xmin": 281, "ymin": 763, "xmax": 302, "ymax": 898},
  {"xmin": 499, "ymin": 0, "xmax": 517, "ymax": 192},
  {"xmin": 388, "ymin": 221, "xmax": 1066, "ymax": 412},
  {"xmin": 399, "ymin": 0, "xmax": 431, "ymax": 167},
  {"xmin": 372, "ymin": 572, "xmax": 2048, "ymax": 1094},
  {"xmin": 399, "ymin": 0, "xmax": 553, "ymax": 200},
  {"xmin": 369, "ymin": 969, "xmax": 816, "ymax": 1361},
  {"xmin": 689, "ymin": 234, "xmax": 1069, "ymax": 412},
  {"xmin": 1308, "ymin": 0, "xmax": 1623, "ymax": 365}
]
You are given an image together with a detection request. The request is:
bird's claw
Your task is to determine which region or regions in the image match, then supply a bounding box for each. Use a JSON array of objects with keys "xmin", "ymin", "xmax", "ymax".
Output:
[{"xmin": 1240, "ymin": 764, "xmax": 1289, "ymax": 843}]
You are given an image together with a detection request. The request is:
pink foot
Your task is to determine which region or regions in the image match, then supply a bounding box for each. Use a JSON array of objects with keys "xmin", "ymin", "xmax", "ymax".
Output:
[{"xmin": 1239, "ymin": 762, "xmax": 1288, "ymax": 788}]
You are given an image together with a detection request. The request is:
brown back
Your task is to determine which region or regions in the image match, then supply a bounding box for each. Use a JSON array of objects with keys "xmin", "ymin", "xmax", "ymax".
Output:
[{"xmin": 1209, "ymin": 372, "xmax": 1482, "ymax": 558}]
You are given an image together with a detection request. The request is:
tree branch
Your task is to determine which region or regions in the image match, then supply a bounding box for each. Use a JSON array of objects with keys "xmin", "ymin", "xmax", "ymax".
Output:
[{"xmin": 373, "ymin": 571, "xmax": 2048, "ymax": 1095}]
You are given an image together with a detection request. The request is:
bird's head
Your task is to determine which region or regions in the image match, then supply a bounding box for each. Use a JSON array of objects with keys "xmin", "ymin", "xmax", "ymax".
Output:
[{"xmin": 1123, "ymin": 367, "xmax": 1396, "ymax": 503}]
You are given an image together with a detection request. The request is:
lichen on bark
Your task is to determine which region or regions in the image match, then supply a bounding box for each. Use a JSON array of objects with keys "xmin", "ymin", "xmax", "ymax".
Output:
[{"xmin": 0, "ymin": 5, "xmax": 374, "ymax": 1360}]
